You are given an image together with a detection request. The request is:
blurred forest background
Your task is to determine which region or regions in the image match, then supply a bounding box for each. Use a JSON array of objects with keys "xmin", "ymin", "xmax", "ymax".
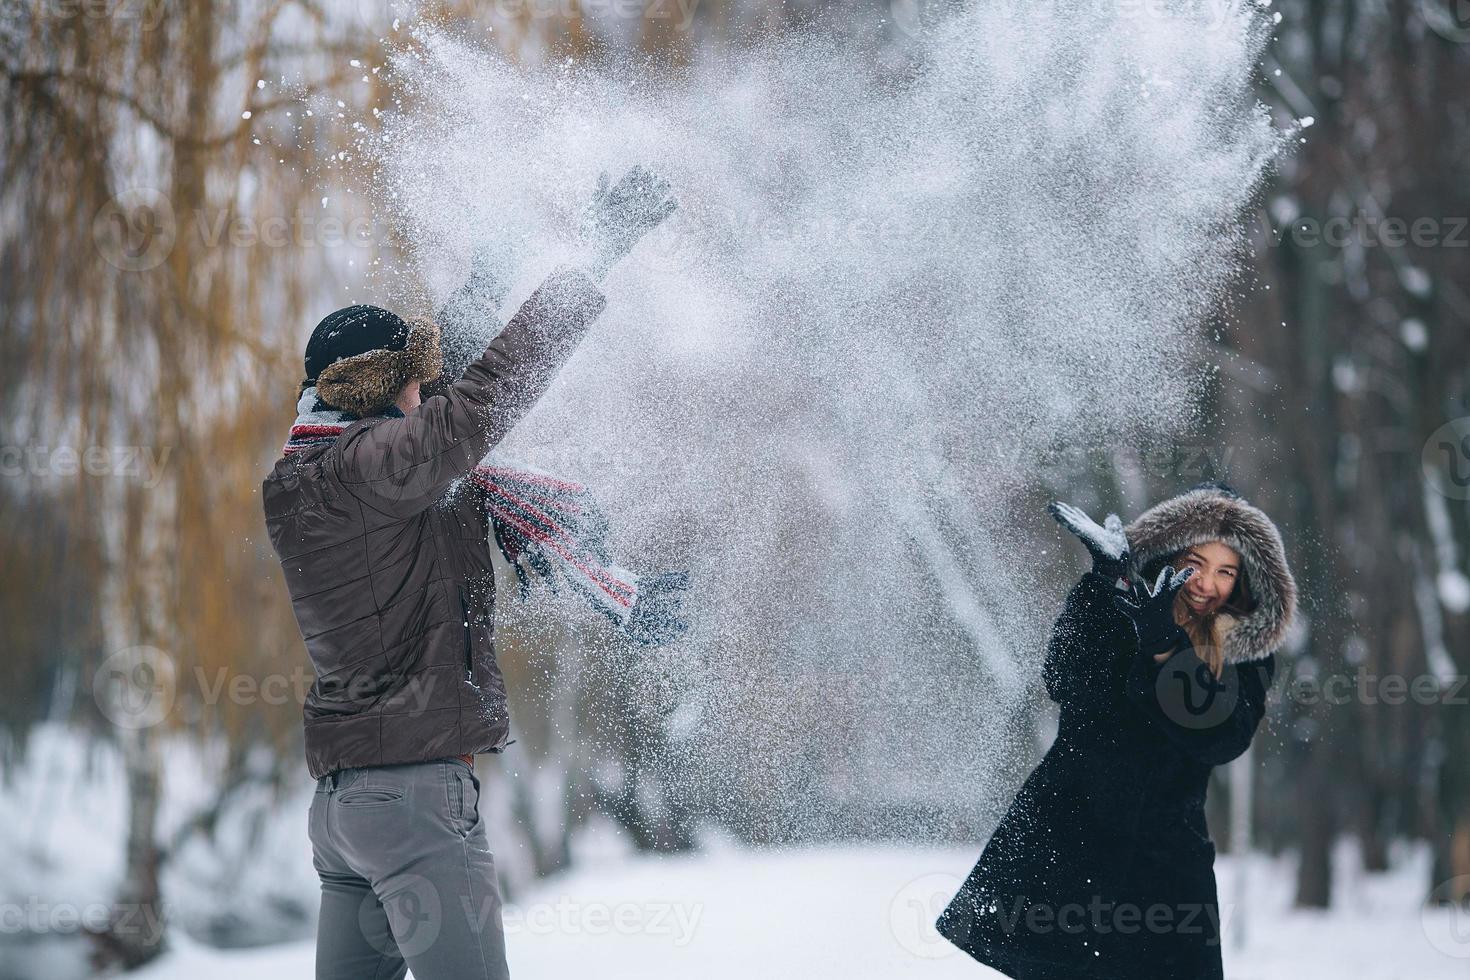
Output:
[{"xmin": 2, "ymin": 0, "xmax": 1469, "ymax": 973}]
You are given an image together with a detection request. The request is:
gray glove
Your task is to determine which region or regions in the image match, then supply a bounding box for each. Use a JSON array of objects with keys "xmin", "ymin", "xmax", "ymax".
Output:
[
  {"xmin": 423, "ymin": 241, "xmax": 521, "ymax": 399},
  {"xmin": 581, "ymin": 166, "xmax": 677, "ymax": 280}
]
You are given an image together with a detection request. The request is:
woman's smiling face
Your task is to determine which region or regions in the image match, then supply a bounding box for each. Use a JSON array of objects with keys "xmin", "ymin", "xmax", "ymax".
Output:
[{"xmin": 1175, "ymin": 540, "xmax": 1242, "ymax": 617}]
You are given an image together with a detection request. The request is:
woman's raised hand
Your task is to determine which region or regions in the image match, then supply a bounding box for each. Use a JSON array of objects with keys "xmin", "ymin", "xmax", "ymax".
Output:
[
  {"xmin": 1047, "ymin": 501, "xmax": 1130, "ymax": 579},
  {"xmin": 1114, "ymin": 565, "xmax": 1195, "ymax": 655}
]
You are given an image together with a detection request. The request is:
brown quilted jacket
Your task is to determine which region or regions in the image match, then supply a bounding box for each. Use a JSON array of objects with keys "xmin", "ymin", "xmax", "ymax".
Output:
[{"xmin": 262, "ymin": 268, "xmax": 606, "ymax": 778}]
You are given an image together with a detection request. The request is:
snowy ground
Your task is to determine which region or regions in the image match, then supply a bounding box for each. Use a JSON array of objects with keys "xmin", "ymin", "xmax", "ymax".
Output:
[
  {"xmin": 129, "ymin": 844, "xmax": 1466, "ymax": 980},
  {"xmin": 4, "ymin": 726, "xmax": 1465, "ymax": 978}
]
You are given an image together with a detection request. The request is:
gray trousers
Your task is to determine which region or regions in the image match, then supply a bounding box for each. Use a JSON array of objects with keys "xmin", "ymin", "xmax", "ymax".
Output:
[{"xmin": 309, "ymin": 758, "xmax": 510, "ymax": 980}]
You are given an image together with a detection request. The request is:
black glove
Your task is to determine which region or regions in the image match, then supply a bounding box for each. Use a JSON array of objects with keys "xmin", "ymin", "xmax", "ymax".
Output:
[
  {"xmin": 1114, "ymin": 565, "xmax": 1194, "ymax": 655},
  {"xmin": 624, "ymin": 570, "xmax": 691, "ymax": 646},
  {"xmin": 1048, "ymin": 501, "xmax": 1130, "ymax": 581},
  {"xmin": 581, "ymin": 166, "xmax": 677, "ymax": 279}
]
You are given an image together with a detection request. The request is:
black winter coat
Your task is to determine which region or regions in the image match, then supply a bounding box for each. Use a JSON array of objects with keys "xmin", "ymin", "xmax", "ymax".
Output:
[{"xmin": 937, "ymin": 571, "xmax": 1276, "ymax": 980}]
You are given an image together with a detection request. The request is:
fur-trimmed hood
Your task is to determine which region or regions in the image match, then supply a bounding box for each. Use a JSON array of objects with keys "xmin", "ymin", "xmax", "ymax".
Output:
[{"xmin": 1126, "ymin": 485, "xmax": 1296, "ymax": 664}]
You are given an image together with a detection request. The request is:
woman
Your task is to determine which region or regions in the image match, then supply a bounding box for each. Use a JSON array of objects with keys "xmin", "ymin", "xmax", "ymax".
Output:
[{"xmin": 936, "ymin": 482, "xmax": 1296, "ymax": 980}]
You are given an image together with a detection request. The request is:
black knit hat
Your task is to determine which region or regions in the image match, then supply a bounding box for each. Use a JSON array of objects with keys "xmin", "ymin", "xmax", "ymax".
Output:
[
  {"xmin": 305, "ymin": 305, "xmax": 412, "ymax": 383},
  {"xmin": 301, "ymin": 305, "xmax": 443, "ymax": 417}
]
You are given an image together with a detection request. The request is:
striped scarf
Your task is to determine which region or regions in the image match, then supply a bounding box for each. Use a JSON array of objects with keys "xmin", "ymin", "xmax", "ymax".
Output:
[{"xmin": 284, "ymin": 387, "xmax": 688, "ymax": 645}]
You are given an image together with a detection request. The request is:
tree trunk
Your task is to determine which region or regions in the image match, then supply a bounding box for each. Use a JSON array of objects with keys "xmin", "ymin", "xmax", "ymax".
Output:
[{"xmin": 91, "ymin": 725, "xmax": 167, "ymax": 970}]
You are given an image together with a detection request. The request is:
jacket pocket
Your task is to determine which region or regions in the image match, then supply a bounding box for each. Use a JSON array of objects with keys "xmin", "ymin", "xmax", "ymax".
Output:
[{"xmin": 458, "ymin": 584, "xmax": 473, "ymax": 681}]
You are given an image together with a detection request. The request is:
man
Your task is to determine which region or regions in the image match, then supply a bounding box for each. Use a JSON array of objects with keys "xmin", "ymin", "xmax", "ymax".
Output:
[{"xmin": 262, "ymin": 167, "xmax": 679, "ymax": 980}]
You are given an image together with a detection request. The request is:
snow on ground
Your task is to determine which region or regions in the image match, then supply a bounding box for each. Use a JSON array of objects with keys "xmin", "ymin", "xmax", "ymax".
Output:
[
  {"xmin": 5, "ymin": 726, "xmax": 1465, "ymax": 978},
  {"xmin": 129, "ymin": 843, "xmax": 1466, "ymax": 979}
]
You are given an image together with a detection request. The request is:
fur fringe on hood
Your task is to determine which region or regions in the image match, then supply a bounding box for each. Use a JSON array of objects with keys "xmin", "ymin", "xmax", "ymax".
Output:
[
  {"xmin": 1126, "ymin": 484, "xmax": 1297, "ymax": 665},
  {"xmin": 313, "ymin": 319, "xmax": 443, "ymax": 417}
]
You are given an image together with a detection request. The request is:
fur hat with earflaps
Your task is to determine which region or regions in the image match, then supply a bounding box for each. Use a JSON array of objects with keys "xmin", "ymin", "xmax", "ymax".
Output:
[
  {"xmin": 300, "ymin": 304, "xmax": 443, "ymax": 417},
  {"xmin": 1126, "ymin": 481, "xmax": 1297, "ymax": 665}
]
